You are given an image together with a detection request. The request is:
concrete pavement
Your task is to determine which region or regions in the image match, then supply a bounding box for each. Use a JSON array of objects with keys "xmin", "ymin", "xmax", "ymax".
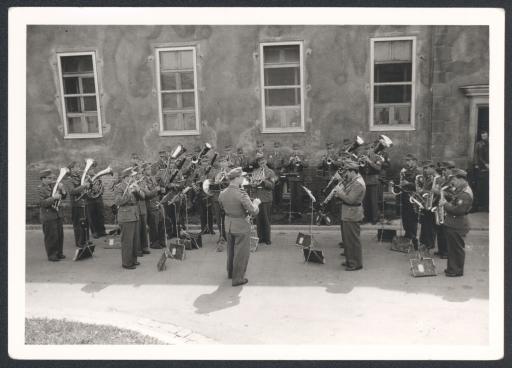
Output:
[{"xmin": 24, "ymin": 225, "xmax": 489, "ymax": 346}]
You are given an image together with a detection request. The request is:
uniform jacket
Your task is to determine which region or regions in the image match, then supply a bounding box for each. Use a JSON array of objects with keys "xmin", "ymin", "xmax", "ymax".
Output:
[
  {"xmin": 474, "ymin": 140, "xmax": 489, "ymax": 171},
  {"xmin": 401, "ymin": 166, "xmax": 421, "ymax": 192},
  {"xmin": 336, "ymin": 174, "xmax": 366, "ymax": 222},
  {"xmin": 143, "ymin": 175, "xmax": 161, "ymax": 213},
  {"xmin": 219, "ymin": 184, "xmax": 259, "ymax": 234},
  {"xmin": 444, "ymin": 184, "xmax": 473, "ymax": 234},
  {"xmin": 361, "ymin": 152, "xmax": 382, "ymax": 185},
  {"xmin": 38, "ymin": 183, "xmax": 65, "ymax": 222},
  {"xmin": 251, "ymin": 166, "xmax": 276, "ymax": 203},
  {"xmin": 114, "ymin": 182, "xmax": 140, "ymax": 223},
  {"xmin": 67, "ymin": 173, "xmax": 87, "ymax": 207},
  {"xmin": 267, "ymin": 150, "xmax": 285, "ymax": 172}
]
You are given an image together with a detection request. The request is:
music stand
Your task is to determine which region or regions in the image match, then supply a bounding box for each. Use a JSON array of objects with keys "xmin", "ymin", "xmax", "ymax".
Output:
[{"xmin": 298, "ymin": 186, "xmax": 325, "ymax": 264}]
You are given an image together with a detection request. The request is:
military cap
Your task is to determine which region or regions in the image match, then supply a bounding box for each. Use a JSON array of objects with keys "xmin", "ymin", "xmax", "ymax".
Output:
[
  {"xmin": 422, "ymin": 160, "xmax": 435, "ymax": 168},
  {"xmin": 194, "ymin": 145, "xmax": 201, "ymax": 153},
  {"xmin": 273, "ymin": 141, "xmax": 281, "ymax": 148},
  {"xmin": 256, "ymin": 140, "xmax": 265, "ymax": 148},
  {"xmin": 343, "ymin": 138, "xmax": 351, "ymax": 145},
  {"xmin": 224, "ymin": 144, "xmax": 232, "ymax": 151},
  {"xmin": 237, "ymin": 147, "xmax": 244, "ymax": 154},
  {"xmin": 344, "ymin": 160, "xmax": 359, "ymax": 171},
  {"xmin": 158, "ymin": 149, "xmax": 167, "ymax": 155},
  {"xmin": 39, "ymin": 168, "xmax": 52, "ymax": 179},
  {"xmin": 227, "ymin": 167, "xmax": 247, "ymax": 180},
  {"xmin": 326, "ymin": 142, "xmax": 334, "ymax": 148},
  {"xmin": 450, "ymin": 168, "xmax": 467, "ymax": 179},
  {"xmin": 292, "ymin": 143, "xmax": 300, "ymax": 151},
  {"xmin": 141, "ymin": 162, "xmax": 152, "ymax": 170},
  {"xmin": 405, "ymin": 153, "xmax": 417, "ymax": 161},
  {"xmin": 131, "ymin": 153, "xmax": 141, "ymax": 159}
]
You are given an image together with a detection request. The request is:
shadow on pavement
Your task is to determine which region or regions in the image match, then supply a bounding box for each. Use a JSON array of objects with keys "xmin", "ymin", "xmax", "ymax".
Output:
[{"xmin": 193, "ymin": 281, "xmax": 242, "ymax": 314}]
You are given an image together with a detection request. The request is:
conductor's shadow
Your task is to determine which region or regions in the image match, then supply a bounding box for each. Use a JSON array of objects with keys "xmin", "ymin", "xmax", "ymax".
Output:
[{"xmin": 193, "ymin": 281, "xmax": 242, "ymax": 314}]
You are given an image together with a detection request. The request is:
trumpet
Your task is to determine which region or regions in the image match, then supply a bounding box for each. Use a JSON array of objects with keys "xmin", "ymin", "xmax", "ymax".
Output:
[
  {"xmin": 290, "ymin": 155, "xmax": 302, "ymax": 167},
  {"xmin": 321, "ymin": 168, "xmax": 344, "ymax": 195},
  {"xmin": 199, "ymin": 142, "xmax": 212, "ymax": 158},
  {"xmin": 322, "ymin": 180, "xmax": 345, "ymax": 206},
  {"xmin": 52, "ymin": 167, "xmax": 70, "ymax": 210}
]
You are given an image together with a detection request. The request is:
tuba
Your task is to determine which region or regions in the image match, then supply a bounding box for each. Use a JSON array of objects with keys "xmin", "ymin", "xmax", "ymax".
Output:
[
  {"xmin": 345, "ymin": 136, "xmax": 365, "ymax": 155},
  {"xmin": 88, "ymin": 166, "xmax": 114, "ymax": 199},
  {"xmin": 52, "ymin": 167, "xmax": 70, "ymax": 210},
  {"xmin": 81, "ymin": 158, "xmax": 95, "ymax": 186}
]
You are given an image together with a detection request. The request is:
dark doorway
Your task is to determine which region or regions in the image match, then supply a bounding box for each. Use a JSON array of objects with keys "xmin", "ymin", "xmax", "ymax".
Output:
[{"xmin": 476, "ymin": 105, "xmax": 489, "ymax": 142}]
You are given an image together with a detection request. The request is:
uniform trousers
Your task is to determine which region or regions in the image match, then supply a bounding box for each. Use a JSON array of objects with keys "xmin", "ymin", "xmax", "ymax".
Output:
[
  {"xmin": 342, "ymin": 221, "xmax": 362, "ymax": 268},
  {"xmin": 339, "ymin": 206, "xmax": 344, "ymax": 245},
  {"xmin": 444, "ymin": 226, "xmax": 466, "ymax": 275},
  {"xmin": 256, "ymin": 202, "xmax": 272, "ymax": 244},
  {"xmin": 401, "ymin": 193, "xmax": 418, "ymax": 239},
  {"xmin": 71, "ymin": 205, "xmax": 89, "ymax": 248},
  {"xmin": 137, "ymin": 214, "xmax": 149, "ymax": 255},
  {"xmin": 273, "ymin": 179, "xmax": 283, "ymax": 207},
  {"xmin": 420, "ymin": 211, "xmax": 436, "ymax": 249},
  {"xmin": 212, "ymin": 200, "xmax": 226, "ymax": 240},
  {"xmin": 119, "ymin": 220, "xmax": 139, "ymax": 268},
  {"xmin": 226, "ymin": 231, "xmax": 250, "ymax": 285},
  {"xmin": 164, "ymin": 202, "xmax": 183, "ymax": 238},
  {"xmin": 476, "ymin": 170, "xmax": 489, "ymax": 211},
  {"xmin": 289, "ymin": 179, "xmax": 304, "ymax": 213},
  {"xmin": 42, "ymin": 218, "xmax": 64, "ymax": 260},
  {"xmin": 363, "ymin": 184, "xmax": 379, "ymax": 223},
  {"xmin": 147, "ymin": 209, "xmax": 165, "ymax": 248},
  {"xmin": 86, "ymin": 198, "xmax": 106, "ymax": 236},
  {"xmin": 436, "ymin": 224, "xmax": 447, "ymax": 256}
]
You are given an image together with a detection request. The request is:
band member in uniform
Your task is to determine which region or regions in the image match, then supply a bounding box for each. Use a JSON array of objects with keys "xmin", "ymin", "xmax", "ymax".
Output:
[
  {"xmin": 438, "ymin": 168, "xmax": 473, "ymax": 277},
  {"xmin": 208, "ymin": 157, "xmax": 229, "ymax": 251},
  {"xmin": 38, "ymin": 169, "xmax": 67, "ymax": 261},
  {"xmin": 267, "ymin": 141, "xmax": 285, "ymax": 209},
  {"xmin": 335, "ymin": 160, "xmax": 366, "ymax": 271},
  {"xmin": 66, "ymin": 161, "xmax": 90, "ymax": 249},
  {"xmin": 198, "ymin": 154, "xmax": 215, "ymax": 234},
  {"xmin": 219, "ymin": 167, "xmax": 261, "ymax": 286},
  {"xmin": 319, "ymin": 142, "xmax": 340, "ymax": 177},
  {"xmin": 473, "ymin": 130, "xmax": 489, "ymax": 212},
  {"xmin": 134, "ymin": 166, "xmax": 150, "ymax": 256},
  {"xmin": 419, "ymin": 160, "xmax": 439, "ymax": 251},
  {"xmin": 144, "ymin": 163, "xmax": 165, "ymax": 249},
  {"xmin": 432, "ymin": 161, "xmax": 453, "ymax": 259},
  {"xmin": 251, "ymin": 152, "xmax": 276, "ymax": 245},
  {"xmin": 360, "ymin": 143, "xmax": 383, "ymax": 224},
  {"xmin": 85, "ymin": 161, "xmax": 108, "ymax": 238},
  {"xmin": 400, "ymin": 154, "xmax": 421, "ymax": 244},
  {"xmin": 286, "ymin": 143, "xmax": 307, "ymax": 218},
  {"xmin": 114, "ymin": 168, "xmax": 141, "ymax": 269}
]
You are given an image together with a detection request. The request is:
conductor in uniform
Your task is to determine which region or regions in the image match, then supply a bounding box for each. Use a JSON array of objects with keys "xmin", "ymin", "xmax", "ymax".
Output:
[
  {"xmin": 219, "ymin": 167, "xmax": 261, "ymax": 286},
  {"xmin": 438, "ymin": 168, "xmax": 473, "ymax": 277},
  {"xmin": 335, "ymin": 160, "xmax": 366, "ymax": 271},
  {"xmin": 400, "ymin": 154, "xmax": 421, "ymax": 244}
]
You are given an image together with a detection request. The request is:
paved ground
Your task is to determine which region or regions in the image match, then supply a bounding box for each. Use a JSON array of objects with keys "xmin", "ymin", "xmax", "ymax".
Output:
[{"xmin": 24, "ymin": 223, "xmax": 489, "ymax": 346}]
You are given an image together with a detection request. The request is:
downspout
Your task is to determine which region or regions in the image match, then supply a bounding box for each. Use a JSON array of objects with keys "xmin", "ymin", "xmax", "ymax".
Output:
[{"xmin": 428, "ymin": 25, "xmax": 435, "ymax": 160}]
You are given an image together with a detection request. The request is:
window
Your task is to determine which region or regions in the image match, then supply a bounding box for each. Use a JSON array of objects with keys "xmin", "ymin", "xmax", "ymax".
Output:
[
  {"xmin": 57, "ymin": 52, "xmax": 102, "ymax": 138},
  {"xmin": 156, "ymin": 47, "xmax": 199, "ymax": 136},
  {"xmin": 370, "ymin": 37, "xmax": 416, "ymax": 131},
  {"xmin": 260, "ymin": 42, "xmax": 305, "ymax": 133}
]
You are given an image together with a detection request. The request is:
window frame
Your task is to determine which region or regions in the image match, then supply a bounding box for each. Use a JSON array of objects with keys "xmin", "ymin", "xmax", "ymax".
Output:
[
  {"xmin": 57, "ymin": 51, "xmax": 103, "ymax": 139},
  {"xmin": 259, "ymin": 41, "xmax": 305, "ymax": 134},
  {"xmin": 370, "ymin": 36, "xmax": 416, "ymax": 132},
  {"xmin": 155, "ymin": 46, "xmax": 200, "ymax": 136}
]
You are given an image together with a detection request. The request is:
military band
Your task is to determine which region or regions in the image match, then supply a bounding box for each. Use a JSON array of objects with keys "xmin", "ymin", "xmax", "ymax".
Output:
[{"xmin": 36, "ymin": 135, "xmax": 481, "ymax": 280}]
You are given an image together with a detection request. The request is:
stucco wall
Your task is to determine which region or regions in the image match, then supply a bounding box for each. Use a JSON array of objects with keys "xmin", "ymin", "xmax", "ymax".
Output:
[{"xmin": 26, "ymin": 25, "xmax": 488, "ymax": 209}]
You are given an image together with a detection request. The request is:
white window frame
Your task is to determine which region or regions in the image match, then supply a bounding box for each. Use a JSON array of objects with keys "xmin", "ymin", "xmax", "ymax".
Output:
[
  {"xmin": 259, "ymin": 41, "xmax": 305, "ymax": 134},
  {"xmin": 155, "ymin": 46, "xmax": 200, "ymax": 136},
  {"xmin": 370, "ymin": 36, "xmax": 416, "ymax": 132},
  {"xmin": 57, "ymin": 51, "xmax": 103, "ymax": 139}
]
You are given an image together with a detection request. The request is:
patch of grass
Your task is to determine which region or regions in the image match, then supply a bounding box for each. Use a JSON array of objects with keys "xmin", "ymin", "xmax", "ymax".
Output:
[{"xmin": 25, "ymin": 318, "xmax": 166, "ymax": 345}]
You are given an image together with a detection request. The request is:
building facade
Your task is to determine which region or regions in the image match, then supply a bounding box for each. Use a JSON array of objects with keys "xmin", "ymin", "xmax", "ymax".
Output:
[{"xmin": 25, "ymin": 25, "xmax": 489, "ymax": 222}]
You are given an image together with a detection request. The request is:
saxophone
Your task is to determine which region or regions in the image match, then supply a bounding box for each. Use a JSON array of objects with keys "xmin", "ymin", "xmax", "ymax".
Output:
[{"xmin": 434, "ymin": 186, "xmax": 447, "ymax": 225}]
